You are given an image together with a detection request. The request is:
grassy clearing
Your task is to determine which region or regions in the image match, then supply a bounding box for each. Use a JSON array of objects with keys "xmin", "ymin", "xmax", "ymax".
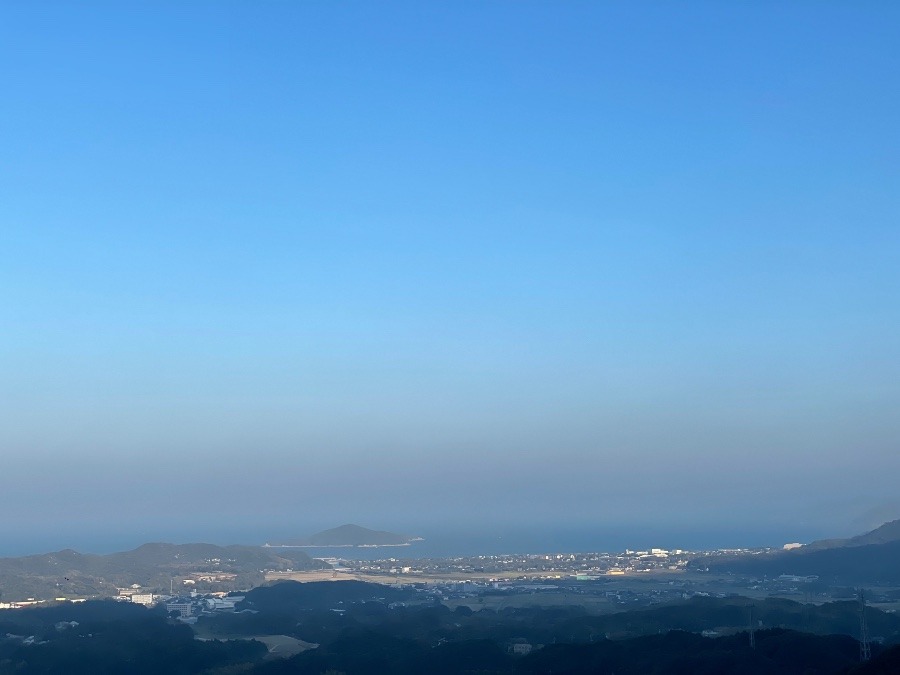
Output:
[{"xmin": 254, "ymin": 634, "xmax": 318, "ymax": 659}]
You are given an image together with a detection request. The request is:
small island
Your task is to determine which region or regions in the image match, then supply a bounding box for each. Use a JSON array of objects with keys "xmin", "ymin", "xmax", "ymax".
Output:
[{"xmin": 266, "ymin": 524, "xmax": 423, "ymax": 548}]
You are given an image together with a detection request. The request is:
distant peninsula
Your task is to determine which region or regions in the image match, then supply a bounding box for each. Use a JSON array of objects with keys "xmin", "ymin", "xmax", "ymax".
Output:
[
  {"xmin": 0, "ymin": 542, "xmax": 327, "ymax": 602},
  {"xmin": 266, "ymin": 524, "xmax": 423, "ymax": 548}
]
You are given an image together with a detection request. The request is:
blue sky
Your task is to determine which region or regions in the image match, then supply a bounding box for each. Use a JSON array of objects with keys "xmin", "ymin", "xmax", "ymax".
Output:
[{"xmin": 1, "ymin": 2, "xmax": 898, "ymax": 553}]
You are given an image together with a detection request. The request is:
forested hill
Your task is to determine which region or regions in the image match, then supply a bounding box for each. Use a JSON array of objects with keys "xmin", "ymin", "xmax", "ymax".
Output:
[
  {"xmin": 694, "ymin": 520, "xmax": 900, "ymax": 583},
  {"xmin": 0, "ymin": 543, "xmax": 327, "ymax": 601},
  {"xmin": 4, "ymin": 585, "xmax": 900, "ymax": 673},
  {"xmin": 802, "ymin": 518, "xmax": 900, "ymax": 551}
]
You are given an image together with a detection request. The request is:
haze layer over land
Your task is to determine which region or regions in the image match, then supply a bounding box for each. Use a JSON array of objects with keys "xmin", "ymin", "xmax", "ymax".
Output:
[{"xmin": 1, "ymin": 2, "xmax": 898, "ymax": 552}]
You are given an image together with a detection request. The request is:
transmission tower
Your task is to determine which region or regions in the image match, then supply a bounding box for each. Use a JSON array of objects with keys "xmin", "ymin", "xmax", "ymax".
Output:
[
  {"xmin": 858, "ymin": 588, "xmax": 871, "ymax": 662},
  {"xmin": 748, "ymin": 604, "xmax": 756, "ymax": 649},
  {"xmin": 803, "ymin": 588, "xmax": 811, "ymax": 631}
]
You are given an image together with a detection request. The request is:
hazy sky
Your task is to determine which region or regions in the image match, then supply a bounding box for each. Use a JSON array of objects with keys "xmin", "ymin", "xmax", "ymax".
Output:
[{"xmin": 2, "ymin": 2, "xmax": 898, "ymax": 553}]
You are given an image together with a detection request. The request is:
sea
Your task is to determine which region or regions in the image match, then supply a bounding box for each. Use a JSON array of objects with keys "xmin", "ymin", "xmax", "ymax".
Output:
[{"xmin": 0, "ymin": 523, "xmax": 828, "ymax": 560}]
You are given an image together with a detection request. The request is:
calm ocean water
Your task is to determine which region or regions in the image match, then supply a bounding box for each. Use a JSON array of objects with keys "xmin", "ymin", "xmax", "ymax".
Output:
[
  {"xmin": 0, "ymin": 523, "xmax": 825, "ymax": 559},
  {"xmin": 278, "ymin": 525, "xmax": 822, "ymax": 561}
]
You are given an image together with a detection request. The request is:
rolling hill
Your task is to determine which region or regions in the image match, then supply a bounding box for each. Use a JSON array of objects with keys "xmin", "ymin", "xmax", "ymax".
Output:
[
  {"xmin": 694, "ymin": 519, "xmax": 900, "ymax": 583},
  {"xmin": 0, "ymin": 543, "xmax": 328, "ymax": 601}
]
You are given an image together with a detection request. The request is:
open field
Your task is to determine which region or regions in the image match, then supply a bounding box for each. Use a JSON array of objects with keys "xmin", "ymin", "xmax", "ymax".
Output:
[
  {"xmin": 264, "ymin": 569, "xmax": 900, "ymax": 615},
  {"xmin": 266, "ymin": 570, "xmax": 507, "ymax": 585},
  {"xmin": 193, "ymin": 628, "xmax": 317, "ymax": 659},
  {"xmin": 265, "ymin": 568, "xmax": 724, "ymax": 586},
  {"xmin": 255, "ymin": 635, "xmax": 318, "ymax": 659}
]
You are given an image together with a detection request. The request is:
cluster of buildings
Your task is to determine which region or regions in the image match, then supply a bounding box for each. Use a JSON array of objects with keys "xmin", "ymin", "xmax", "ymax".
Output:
[
  {"xmin": 348, "ymin": 547, "xmax": 694, "ymax": 581},
  {"xmin": 113, "ymin": 583, "xmax": 244, "ymax": 621},
  {"xmin": 0, "ymin": 598, "xmax": 87, "ymax": 610}
]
